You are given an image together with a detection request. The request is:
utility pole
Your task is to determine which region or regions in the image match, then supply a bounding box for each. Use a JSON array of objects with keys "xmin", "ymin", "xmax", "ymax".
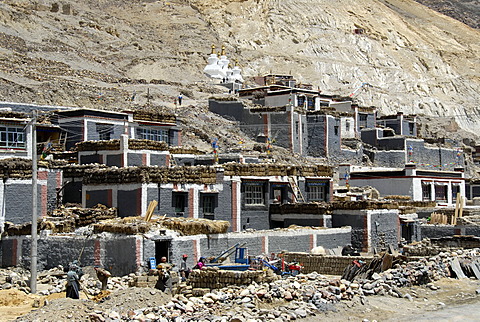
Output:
[{"xmin": 30, "ymin": 110, "xmax": 38, "ymax": 294}]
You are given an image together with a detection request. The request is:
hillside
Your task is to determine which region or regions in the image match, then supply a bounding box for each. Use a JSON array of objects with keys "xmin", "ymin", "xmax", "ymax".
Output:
[{"xmin": 0, "ymin": 0, "xmax": 479, "ymax": 146}]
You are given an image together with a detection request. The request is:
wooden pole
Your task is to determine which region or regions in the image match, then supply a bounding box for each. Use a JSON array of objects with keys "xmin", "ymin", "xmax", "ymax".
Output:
[{"xmin": 30, "ymin": 110, "xmax": 38, "ymax": 294}]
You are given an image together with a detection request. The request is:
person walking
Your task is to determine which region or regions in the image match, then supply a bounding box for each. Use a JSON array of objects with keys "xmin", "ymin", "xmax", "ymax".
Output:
[
  {"xmin": 178, "ymin": 94, "xmax": 183, "ymax": 106},
  {"xmin": 94, "ymin": 266, "xmax": 111, "ymax": 291},
  {"xmin": 66, "ymin": 260, "xmax": 83, "ymax": 299}
]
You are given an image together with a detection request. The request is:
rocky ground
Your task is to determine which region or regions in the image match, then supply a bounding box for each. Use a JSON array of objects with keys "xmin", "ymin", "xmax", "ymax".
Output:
[{"xmin": 0, "ymin": 247, "xmax": 479, "ymax": 321}]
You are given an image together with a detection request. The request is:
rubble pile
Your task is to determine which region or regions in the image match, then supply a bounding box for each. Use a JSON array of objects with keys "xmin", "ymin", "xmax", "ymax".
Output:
[
  {"xmin": 4, "ymin": 248, "xmax": 480, "ymax": 321},
  {"xmin": 0, "ymin": 266, "xmax": 137, "ymax": 297},
  {"xmin": 404, "ymin": 236, "xmax": 480, "ymax": 256}
]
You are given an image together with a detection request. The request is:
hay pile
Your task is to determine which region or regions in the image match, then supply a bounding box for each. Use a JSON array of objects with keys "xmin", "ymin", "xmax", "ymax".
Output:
[{"xmin": 157, "ymin": 217, "xmax": 230, "ymax": 236}]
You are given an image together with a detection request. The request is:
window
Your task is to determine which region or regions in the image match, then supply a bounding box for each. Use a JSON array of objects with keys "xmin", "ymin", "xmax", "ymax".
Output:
[
  {"xmin": 359, "ymin": 114, "xmax": 368, "ymax": 128},
  {"xmin": 409, "ymin": 123, "xmax": 415, "ymax": 135},
  {"xmin": 297, "ymin": 96, "xmax": 305, "ymax": 107},
  {"xmin": 138, "ymin": 128, "xmax": 169, "ymax": 144},
  {"xmin": 244, "ymin": 184, "xmax": 264, "ymax": 206},
  {"xmin": 422, "ymin": 183, "xmax": 431, "ymax": 201},
  {"xmin": 0, "ymin": 126, "xmax": 25, "ymax": 148},
  {"xmin": 172, "ymin": 192, "xmax": 187, "ymax": 213},
  {"xmin": 435, "ymin": 184, "xmax": 447, "ymax": 202},
  {"xmin": 96, "ymin": 123, "xmax": 113, "ymax": 140},
  {"xmin": 307, "ymin": 182, "xmax": 327, "ymax": 201},
  {"xmin": 452, "ymin": 185, "xmax": 460, "ymax": 202},
  {"xmin": 307, "ymin": 97, "xmax": 315, "ymax": 110},
  {"xmin": 201, "ymin": 194, "xmax": 216, "ymax": 219},
  {"xmin": 334, "ymin": 126, "xmax": 339, "ymax": 136},
  {"xmin": 346, "ymin": 121, "xmax": 350, "ymax": 132}
]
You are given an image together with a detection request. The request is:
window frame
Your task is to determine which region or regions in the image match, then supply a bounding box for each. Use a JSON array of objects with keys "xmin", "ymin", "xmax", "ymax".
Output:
[
  {"xmin": 96, "ymin": 123, "xmax": 114, "ymax": 141},
  {"xmin": 306, "ymin": 181, "xmax": 328, "ymax": 202},
  {"xmin": 172, "ymin": 192, "xmax": 187, "ymax": 213},
  {"xmin": 0, "ymin": 126, "xmax": 25, "ymax": 148},
  {"xmin": 201, "ymin": 194, "xmax": 216, "ymax": 219},
  {"xmin": 244, "ymin": 183, "xmax": 265, "ymax": 206},
  {"xmin": 138, "ymin": 127, "xmax": 169, "ymax": 144},
  {"xmin": 422, "ymin": 182, "xmax": 432, "ymax": 201}
]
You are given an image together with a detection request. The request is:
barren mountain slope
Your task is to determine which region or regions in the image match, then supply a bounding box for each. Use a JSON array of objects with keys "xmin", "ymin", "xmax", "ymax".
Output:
[{"xmin": 0, "ymin": 0, "xmax": 479, "ymax": 141}]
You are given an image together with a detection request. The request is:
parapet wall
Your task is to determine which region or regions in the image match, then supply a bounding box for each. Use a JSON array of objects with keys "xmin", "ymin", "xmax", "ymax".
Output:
[{"xmin": 283, "ymin": 252, "xmax": 373, "ymax": 275}]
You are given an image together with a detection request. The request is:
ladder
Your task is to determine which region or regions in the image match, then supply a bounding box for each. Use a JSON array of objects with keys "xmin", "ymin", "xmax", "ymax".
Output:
[
  {"xmin": 169, "ymin": 155, "xmax": 177, "ymax": 167},
  {"xmin": 288, "ymin": 176, "xmax": 305, "ymax": 203}
]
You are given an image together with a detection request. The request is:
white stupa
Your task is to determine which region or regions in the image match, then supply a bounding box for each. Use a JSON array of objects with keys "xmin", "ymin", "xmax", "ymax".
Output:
[
  {"xmin": 229, "ymin": 61, "xmax": 244, "ymax": 83},
  {"xmin": 203, "ymin": 45, "xmax": 243, "ymax": 84},
  {"xmin": 203, "ymin": 45, "xmax": 223, "ymax": 79}
]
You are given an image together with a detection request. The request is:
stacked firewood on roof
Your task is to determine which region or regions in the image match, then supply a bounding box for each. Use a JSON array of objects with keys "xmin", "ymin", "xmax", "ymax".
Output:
[
  {"xmin": 223, "ymin": 163, "xmax": 333, "ymax": 177},
  {"xmin": 76, "ymin": 140, "xmax": 120, "ymax": 151},
  {"xmin": 128, "ymin": 139, "xmax": 168, "ymax": 151},
  {"xmin": 132, "ymin": 110, "xmax": 176, "ymax": 124},
  {"xmin": 0, "ymin": 158, "xmax": 33, "ymax": 179},
  {"xmin": 93, "ymin": 216, "xmax": 152, "ymax": 235},
  {"xmin": 169, "ymin": 146, "xmax": 202, "ymax": 155},
  {"xmin": 51, "ymin": 204, "xmax": 117, "ymax": 227},
  {"xmin": 83, "ymin": 166, "xmax": 217, "ymax": 185},
  {"xmin": 3, "ymin": 218, "xmax": 76, "ymax": 236},
  {"xmin": 4, "ymin": 204, "xmax": 119, "ymax": 235},
  {"xmin": 158, "ymin": 217, "xmax": 230, "ymax": 236}
]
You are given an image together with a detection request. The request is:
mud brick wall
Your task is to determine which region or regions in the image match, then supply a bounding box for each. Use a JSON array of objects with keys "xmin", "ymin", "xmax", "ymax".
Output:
[
  {"xmin": 283, "ymin": 253, "xmax": 373, "ymax": 275},
  {"xmin": 188, "ymin": 268, "xmax": 276, "ymax": 289},
  {"xmin": 130, "ymin": 275, "xmax": 159, "ymax": 288}
]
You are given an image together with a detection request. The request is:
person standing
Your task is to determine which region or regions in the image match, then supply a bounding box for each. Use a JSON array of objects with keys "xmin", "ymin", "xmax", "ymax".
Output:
[
  {"xmin": 178, "ymin": 94, "xmax": 183, "ymax": 106},
  {"xmin": 94, "ymin": 266, "xmax": 111, "ymax": 291},
  {"xmin": 66, "ymin": 260, "xmax": 83, "ymax": 299},
  {"xmin": 156, "ymin": 256, "xmax": 173, "ymax": 292},
  {"xmin": 179, "ymin": 254, "xmax": 190, "ymax": 281}
]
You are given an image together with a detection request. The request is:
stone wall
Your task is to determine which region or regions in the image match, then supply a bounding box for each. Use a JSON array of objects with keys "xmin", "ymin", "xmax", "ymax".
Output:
[{"xmin": 1, "ymin": 228, "xmax": 352, "ymax": 276}]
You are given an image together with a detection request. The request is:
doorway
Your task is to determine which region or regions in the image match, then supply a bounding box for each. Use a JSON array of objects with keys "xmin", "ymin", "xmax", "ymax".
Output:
[{"xmin": 155, "ymin": 239, "xmax": 172, "ymax": 263}]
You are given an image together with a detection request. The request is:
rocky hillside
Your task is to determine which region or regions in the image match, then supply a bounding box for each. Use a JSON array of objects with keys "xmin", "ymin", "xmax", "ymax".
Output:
[{"xmin": 0, "ymin": 0, "xmax": 479, "ymax": 143}]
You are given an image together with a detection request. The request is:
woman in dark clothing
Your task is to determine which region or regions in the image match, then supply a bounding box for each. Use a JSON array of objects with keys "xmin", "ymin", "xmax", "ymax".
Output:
[{"xmin": 66, "ymin": 261, "xmax": 83, "ymax": 299}]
